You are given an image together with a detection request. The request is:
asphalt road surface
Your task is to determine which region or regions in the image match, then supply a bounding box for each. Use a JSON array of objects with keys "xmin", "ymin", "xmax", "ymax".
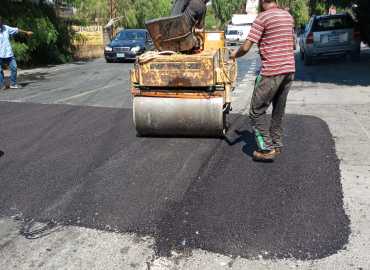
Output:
[
  {"xmin": 1, "ymin": 47, "xmax": 370, "ymax": 270},
  {"xmin": 0, "ymin": 100, "xmax": 348, "ymax": 260}
]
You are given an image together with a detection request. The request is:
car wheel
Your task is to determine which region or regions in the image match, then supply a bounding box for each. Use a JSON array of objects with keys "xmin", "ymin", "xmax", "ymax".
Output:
[
  {"xmin": 303, "ymin": 53, "xmax": 313, "ymax": 66},
  {"xmin": 105, "ymin": 59, "xmax": 112, "ymax": 63}
]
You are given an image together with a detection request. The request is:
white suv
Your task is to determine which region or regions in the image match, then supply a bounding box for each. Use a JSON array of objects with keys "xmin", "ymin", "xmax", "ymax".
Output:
[{"xmin": 299, "ymin": 13, "xmax": 361, "ymax": 65}]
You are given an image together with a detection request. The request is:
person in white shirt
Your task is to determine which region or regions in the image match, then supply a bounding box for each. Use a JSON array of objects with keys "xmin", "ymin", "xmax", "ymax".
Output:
[{"xmin": 0, "ymin": 16, "xmax": 33, "ymax": 90}]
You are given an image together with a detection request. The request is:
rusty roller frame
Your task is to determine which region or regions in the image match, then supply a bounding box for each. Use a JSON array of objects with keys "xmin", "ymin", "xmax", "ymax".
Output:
[{"xmin": 130, "ymin": 32, "xmax": 237, "ymax": 137}]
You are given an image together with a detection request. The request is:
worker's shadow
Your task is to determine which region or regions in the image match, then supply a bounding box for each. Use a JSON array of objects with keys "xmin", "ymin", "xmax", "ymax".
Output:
[
  {"xmin": 224, "ymin": 129, "xmax": 256, "ymax": 157},
  {"xmin": 0, "ymin": 151, "xmax": 4, "ymax": 158}
]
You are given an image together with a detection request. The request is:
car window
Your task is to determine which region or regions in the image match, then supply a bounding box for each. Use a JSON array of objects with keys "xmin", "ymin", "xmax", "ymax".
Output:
[
  {"xmin": 115, "ymin": 31, "xmax": 146, "ymax": 41},
  {"xmin": 228, "ymin": 30, "xmax": 238, "ymax": 35},
  {"xmin": 312, "ymin": 15, "xmax": 353, "ymax": 32},
  {"xmin": 304, "ymin": 17, "xmax": 313, "ymax": 33}
]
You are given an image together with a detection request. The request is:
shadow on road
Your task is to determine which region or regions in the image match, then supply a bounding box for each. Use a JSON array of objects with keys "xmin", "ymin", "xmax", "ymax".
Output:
[
  {"xmin": 0, "ymin": 102, "xmax": 350, "ymax": 261},
  {"xmin": 17, "ymin": 72, "xmax": 50, "ymax": 87},
  {"xmin": 225, "ymin": 128, "xmax": 256, "ymax": 157},
  {"xmin": 295, "ymin": 47, "xmax": 370, "ymax": 86}
]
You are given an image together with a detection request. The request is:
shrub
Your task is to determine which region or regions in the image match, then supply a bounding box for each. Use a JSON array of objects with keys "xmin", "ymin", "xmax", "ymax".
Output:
[
  {"xmin": 10, "ymin": 41, "xmax": 30, "ymax": 63},
  {"xmin": 0, "ymin": 0, "xmax": 74, "ymax": 66},
  {"xmin": 313, "ymin": 1, "xmax": 326, "ymax": 15},
  {"xmin": 205, "ymin": 7, "xmax": 221, "ymax": 30}
]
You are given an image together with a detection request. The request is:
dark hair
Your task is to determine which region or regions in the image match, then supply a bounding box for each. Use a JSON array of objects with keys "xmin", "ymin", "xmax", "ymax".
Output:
[{"xmin": 0, "ymin": 16, "xmax": 3, "ymax": 33}]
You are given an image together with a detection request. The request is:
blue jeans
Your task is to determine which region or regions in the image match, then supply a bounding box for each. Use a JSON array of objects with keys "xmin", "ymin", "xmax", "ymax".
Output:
[{"xmin": 0, "ymin": 57, "xmax": 17, "ymax": 87}]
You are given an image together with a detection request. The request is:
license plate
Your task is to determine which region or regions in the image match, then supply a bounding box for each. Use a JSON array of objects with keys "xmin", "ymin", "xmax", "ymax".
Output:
[{"xmin": 116, "ymin": 53, "xmax": 125, "ymax": 58}]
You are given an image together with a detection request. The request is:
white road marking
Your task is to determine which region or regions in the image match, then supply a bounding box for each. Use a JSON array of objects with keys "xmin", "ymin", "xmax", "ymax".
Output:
[
  {"xmin": 16, "ymin": 85, "xmax": 74, "ymax": 102},
  {"xmin": 54, "ymin": 83, "xmax": 122, "ymax": 103}
]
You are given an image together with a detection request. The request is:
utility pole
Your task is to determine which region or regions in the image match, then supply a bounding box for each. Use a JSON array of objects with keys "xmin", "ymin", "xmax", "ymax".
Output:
[
  {"xmin": 106, "ymin": 0, "xmax": 119, "ymax": 40},
  {"xmin": 108, "ymin": 0, "xmax": 118, "ymax": 20}
]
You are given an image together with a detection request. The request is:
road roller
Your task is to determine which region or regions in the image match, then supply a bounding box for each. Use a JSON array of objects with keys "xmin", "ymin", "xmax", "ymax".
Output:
[{"xmin": 130, "ymin": 25, "xmax": 237, "ymax": 137}]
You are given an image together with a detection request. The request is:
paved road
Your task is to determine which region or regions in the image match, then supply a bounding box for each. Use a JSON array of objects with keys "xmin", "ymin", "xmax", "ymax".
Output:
[
  {"xmin": 0, "ymin": 60, "xmax": 133, "ymax": 108},
  {"xmin": 0, "ymin": 47, "xmax": 370, "ymax": 270},
  {"xmin": 0, "ymin": 101, "xmax": 348, "ymax": 260}
]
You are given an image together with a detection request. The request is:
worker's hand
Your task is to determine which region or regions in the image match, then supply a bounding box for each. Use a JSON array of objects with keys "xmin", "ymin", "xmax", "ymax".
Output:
[
  {"xmin": 230, "ymin": 49, "xmax": 238, "ymax": 60},
  {"xmin": 26, "ymin": 31, "xmax": 33, "ymax": 37}
]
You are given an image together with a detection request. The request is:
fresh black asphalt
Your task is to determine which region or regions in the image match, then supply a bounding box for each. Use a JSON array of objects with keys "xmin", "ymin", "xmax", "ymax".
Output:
[{"xmin": 0, "ymin": 101, "xmax": 349, "ymax": 260}]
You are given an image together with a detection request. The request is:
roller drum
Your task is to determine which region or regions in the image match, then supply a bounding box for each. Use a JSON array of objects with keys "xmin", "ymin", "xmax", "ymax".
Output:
[{"xmin": 133, "ymin": 96, "xmax": 225, "ymax": 137}]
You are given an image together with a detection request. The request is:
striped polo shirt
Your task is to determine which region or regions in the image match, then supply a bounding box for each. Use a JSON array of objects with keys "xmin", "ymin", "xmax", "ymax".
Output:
[{"xmin": 247, "ymin": 8, "xmax": 295, "ymax": 76}]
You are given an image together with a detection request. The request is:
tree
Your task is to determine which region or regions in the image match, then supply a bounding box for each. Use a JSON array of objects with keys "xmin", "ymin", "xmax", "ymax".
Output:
[
  {"xmin": 205, "ymin": 5, "xmax": 221, "ymax": 30},
  {"xmin": 1, "ymin": 0, "xmax": 74, "ymax": 64},
  {"xmin": 69, "ymin": 0, "xmax": 172, "ymax": 28},
  {"xmin": 130, "ymin": 0, "xmax": 172, "ymax": 27},
  {"xmin": 68, "ymin": 0, "xmax": 109, "ymax": 24},
  {"xmin": 291, "ymin": 0, "xmax": 310, "ymax": 26},
  {"xmin": 212, "ymin": 0, "xmax": 245, "ymax": 26},
  {"xmin": 278, "ymin": 0, "xmax": 310, "ymax": 26}
]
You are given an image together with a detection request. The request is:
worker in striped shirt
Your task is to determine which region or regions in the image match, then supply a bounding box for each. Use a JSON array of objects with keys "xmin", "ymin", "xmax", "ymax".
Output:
[{"xmin": 231, "ymin": 0, "xmax": 295, "ymax": 162}]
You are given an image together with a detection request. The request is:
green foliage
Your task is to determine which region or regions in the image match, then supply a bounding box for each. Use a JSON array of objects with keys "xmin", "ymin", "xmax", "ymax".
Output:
[
  {"xmin": 18, "ymin": 17, "xmax": 59, "ymax": 51},
  {"xmin": 70, "ymin": 0, "xmax": 109, "ymax": 24},
  {"xmin": 313, "ymin": 1, "xmax": 326, "ymax": 15},
  {"xmin": 291, "ymin": 0, "xmax": 310, "ymax": 26},
  {"xmin": 205, "ymin": 6, "xmax": 221, "ymax": 30},
  {"xmin": 211, "ymin": 0, "xmax": 310, "ymax": 27},
  {"xmin": 131, "ymin": 0, "xmax": 172, "ymax": 27},
  {"xmin": 0, "ymin": 0, "xmax": 73, "ymax": 65},
  {"xmin": 278, "ymin": 0, "xmax": 310, "ymax": 26},
  {"xmin": 10, "ymin": 41, "xmax": 30, "ymax": 63},
  {"xmin": 70, "ymin": 0, "xmax": 172, "ymax": 28},
  {"xmin": 212, "ymin": 0, "xmax": 245, "ymax": 25}
]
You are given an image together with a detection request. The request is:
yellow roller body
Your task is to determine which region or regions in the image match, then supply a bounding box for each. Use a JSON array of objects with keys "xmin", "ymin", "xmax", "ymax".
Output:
[{"xmin": 130, "ymin": 31, "xmax": 236, "ymax": 137}]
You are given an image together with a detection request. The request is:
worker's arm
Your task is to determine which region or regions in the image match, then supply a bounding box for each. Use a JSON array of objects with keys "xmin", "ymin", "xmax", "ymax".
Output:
[
  {"xmin": 230, "ymin": 40, "xmax": 254, "ymax": 60},
  {"xmin": 18, "ymin": 29, "xmax": 33, "ymax": 37}
]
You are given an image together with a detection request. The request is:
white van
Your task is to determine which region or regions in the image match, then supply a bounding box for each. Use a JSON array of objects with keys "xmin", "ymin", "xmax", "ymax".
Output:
[
  {"xmin": 225, "ymin": 28, "xmax": 245, "ymax": 45},
  {"xmin": 226, "ymin": 14, "xmax": 257, "ymax": 45}
]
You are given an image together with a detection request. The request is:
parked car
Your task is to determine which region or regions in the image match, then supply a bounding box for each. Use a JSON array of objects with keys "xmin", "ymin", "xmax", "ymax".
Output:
[
  {"xmin": 104, "ymin": 29, "xmax": 153, "ymax": 62},
  {"xmin": 299, "ymin": 13, "xmax": 361, "ymax": 65},
  {"xmin": 225, "ymin": 29, "xmax": 243, "ymax": 45}
]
